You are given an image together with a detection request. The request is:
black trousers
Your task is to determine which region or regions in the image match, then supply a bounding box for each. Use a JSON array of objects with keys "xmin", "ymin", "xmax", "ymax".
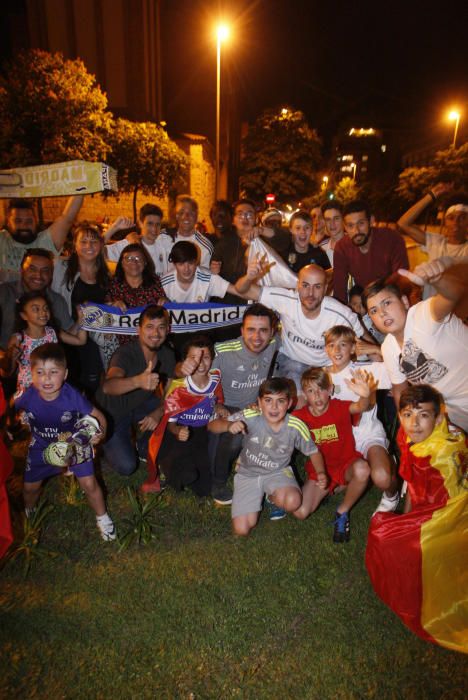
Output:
[{"xmin": 159, "ymin": 426, "xmax": 211, "ymax": 497}]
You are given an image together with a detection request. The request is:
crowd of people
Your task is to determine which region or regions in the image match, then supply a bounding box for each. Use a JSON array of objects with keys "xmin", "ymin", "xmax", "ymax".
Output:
[{"xmin": 0, "ymin": 189, "xmax": 467, "ymax": 556}]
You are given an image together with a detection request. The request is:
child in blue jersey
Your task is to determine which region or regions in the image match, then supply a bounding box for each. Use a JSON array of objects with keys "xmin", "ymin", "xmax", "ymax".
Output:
[
  {"xmin": 15, "ymin": 343, "xmax": 115, "ymax": 541},
  {"xmin": 158, "ymin": 335, "xmax": 227, "ymax": 496},
  {"xmin": 209, "ymin": 377, "xmax": 325, "ymax": 536}
]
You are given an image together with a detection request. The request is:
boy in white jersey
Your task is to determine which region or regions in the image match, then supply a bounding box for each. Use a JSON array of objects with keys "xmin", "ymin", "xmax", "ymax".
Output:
[
  {"xmin": 324, "ymin": 325, "xmax": 399, "ymax": 513},
  {"xmin": 208, "ymin": 378, "xmax": 324, "ymax": 536},
  {"xmin": 160, "ymin": 241, "xmax": 253, "ymax": 303}
]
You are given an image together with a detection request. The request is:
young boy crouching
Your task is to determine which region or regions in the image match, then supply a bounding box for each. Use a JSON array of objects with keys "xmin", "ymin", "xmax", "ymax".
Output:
[
  {"xmin": 15, "ymin": 343, "xmax": 115, "ymax": 541},
  {"xmin": 293, "ymin": 367, "xmax": 375, "ymax": 543},
  {"xmin": 208, "ymin": 377, "xmax": 324, "ymax": 536}
]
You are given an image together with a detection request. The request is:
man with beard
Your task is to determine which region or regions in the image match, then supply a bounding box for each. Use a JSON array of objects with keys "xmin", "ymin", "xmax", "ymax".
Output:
[
  {"xmin": 0, "ymin": 197, "xmax": 83, "ymax": 282},
  {"xmin": 247, "ymin": 264, "xmax": 370, "ymax": 396},
  {"xmin": 333, "ymin": 200, "xmax": 408, "ymax": 304},
  {"xmin": 97, "ymin": 305, "xmax": 176, "ymax": 476}
]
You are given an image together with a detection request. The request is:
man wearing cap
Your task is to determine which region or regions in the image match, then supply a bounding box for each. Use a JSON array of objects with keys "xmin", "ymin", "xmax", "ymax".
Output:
[
  {"xmin": 398, "ymin": 184, "xmax": 468, "ymax": 299},
  {"xmin": 260, "ymin": 207, "xmax": 291, "ymax": 260}
]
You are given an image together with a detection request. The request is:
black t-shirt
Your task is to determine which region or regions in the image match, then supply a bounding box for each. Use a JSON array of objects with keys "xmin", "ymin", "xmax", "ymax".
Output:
[
  {"xmin": 285, "ymin": 243, "xmax": 330, "ymax": 273},
  {"xmin": 96, "ymin": 339, "xmax": 176, "ymax": 423}
]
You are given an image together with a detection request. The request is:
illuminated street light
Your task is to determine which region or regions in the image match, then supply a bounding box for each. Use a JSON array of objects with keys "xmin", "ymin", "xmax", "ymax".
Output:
[
  {"xmin": 447, "ymin": 109, "xmax": 461, "ymax": 148},
  {"xmin": 351, "ymin": 162, "xmax": 357, "ymax": 180},
  {"xmin": 321, "ymin": 175, "xmax": 329, "ymax": 191},
  {"xmin": 216, "ymin": 23, "xmax": 230, "ymax": 198}
]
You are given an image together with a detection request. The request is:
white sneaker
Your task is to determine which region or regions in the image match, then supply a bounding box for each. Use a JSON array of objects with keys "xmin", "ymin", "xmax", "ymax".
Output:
[
  {"xmin": 373, "ymin": 491, "xmax": 399, "ymax": 516},
  {"xmin": 96, "ymin": 513, "xmax": 116, "ymax": 541}
]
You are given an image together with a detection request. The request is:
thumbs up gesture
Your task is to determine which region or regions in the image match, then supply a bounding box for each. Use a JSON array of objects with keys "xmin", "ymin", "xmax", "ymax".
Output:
[
  {"xmin": 180, "ymin": 347, "xmax": 204, "ymax": 377},
  {"xmin": 139, "ymin": 360, "xmax": 160, "ymax": 391}
]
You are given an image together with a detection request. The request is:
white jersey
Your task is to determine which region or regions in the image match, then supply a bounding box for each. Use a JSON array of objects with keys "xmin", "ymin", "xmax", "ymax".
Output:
[
  {"xmin": 259, "ymin": 287, "xmax": 363, "ymax": 365},
  {"xmin": 331, "ymin": 361, "xmax": 391, "ymax": 451},
  {"xmin": 156, "ymin": 231, "xmax": 213, "ymax": 271},
  {"xmin": 381, "ymin": 299, "xmax": 468, "ymax": 431},
  {"xmin": 160, "ymin": 266, "xmax": 230, "ymax": 303},
  {"xmin": 422, "ymin": 232, "xmax": 468, "ymax": 299},
  {"xmin": 105, "ymin": 238, "xmax": 167, "ymax": 275}
]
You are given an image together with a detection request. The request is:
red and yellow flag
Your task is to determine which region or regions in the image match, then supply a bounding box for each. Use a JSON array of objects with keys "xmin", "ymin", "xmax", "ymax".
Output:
[{"xmin": 366, "ymin": 419, "xmax": 468, "ymax": 654}]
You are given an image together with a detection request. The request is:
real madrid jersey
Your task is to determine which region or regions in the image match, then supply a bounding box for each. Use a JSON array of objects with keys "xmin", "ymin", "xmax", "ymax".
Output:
[{"xmin": 161, "ymin": 266, "xmax": 230, "ymax": 303}]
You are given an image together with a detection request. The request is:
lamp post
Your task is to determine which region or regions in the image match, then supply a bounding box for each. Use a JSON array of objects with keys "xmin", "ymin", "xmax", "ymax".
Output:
[
  {"xmin": 216, "ymin": 24, "xmax": 229, "ymax": 199},
  {"xmin": 322, "ymin": 175, "xmax": 329, "ymax": 189},
  {"xmin": 448, "ymin": 110, "xmax": 461, "ymax": 148}
]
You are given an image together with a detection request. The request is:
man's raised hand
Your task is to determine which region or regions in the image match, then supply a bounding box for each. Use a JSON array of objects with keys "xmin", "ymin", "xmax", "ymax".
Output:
[{"xmin": 139, "ymin": 360, "xmax": 159, "ymax": 391}]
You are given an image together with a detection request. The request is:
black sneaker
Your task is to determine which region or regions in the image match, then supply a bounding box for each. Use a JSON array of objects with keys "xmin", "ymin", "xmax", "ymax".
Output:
[
  {"xmin": 333, "ymin": 510, "xmax": 350, "ymax": 543},
  {"xmin": 211, "ymin": 485, "xmax": 233, "ymax": 505}
]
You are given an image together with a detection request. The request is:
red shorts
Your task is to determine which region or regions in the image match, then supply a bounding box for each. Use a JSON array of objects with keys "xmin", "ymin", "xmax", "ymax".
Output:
[{"xmin": 305, "ymin": 450, "xmax": 363, "ymax": 492}]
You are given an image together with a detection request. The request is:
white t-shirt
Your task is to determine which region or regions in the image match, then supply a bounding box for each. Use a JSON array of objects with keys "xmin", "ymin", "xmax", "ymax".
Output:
[
  {"xmin": 331, "ymin": 361, "xmax": 390, "ymax": 450},
  {"xmin": 320, "ymin": 239, "xmax": 334, "ymax": 267},
  {"xmin": 156, "ymin": 231, "xmax": 213, "ymax": 271},
  {"xmin": 105, "ymin": 238, "xmax": 167, "ymax": 276},
  {"xmin": 0, "ymin": 227, "xmax": 56, "ymax": 282},
  {"xmin": 422, "ymin": 232, "xmax": 468, "ymax": 299},
  {"xmin": 160, "ymin": 266, "xmax": 230, "ymax": 303},
  {"xmin": 381, "ymin": 299, "xmax": 468, "ymax": 431},
  {"xmin": 259, "ymin": 287, "xmax": 363, "ymax": 365}
]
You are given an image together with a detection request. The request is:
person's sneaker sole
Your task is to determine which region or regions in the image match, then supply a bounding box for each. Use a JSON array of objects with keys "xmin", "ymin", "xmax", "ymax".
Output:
[{"xmin": 213, "ymin": 496, "xmax": 232, "ymax": 505}]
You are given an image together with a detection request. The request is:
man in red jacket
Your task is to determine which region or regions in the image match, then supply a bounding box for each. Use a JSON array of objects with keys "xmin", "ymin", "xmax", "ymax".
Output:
[{"xmin": 333, "ymin": 200, "xmax": 409, "ymax": 304}]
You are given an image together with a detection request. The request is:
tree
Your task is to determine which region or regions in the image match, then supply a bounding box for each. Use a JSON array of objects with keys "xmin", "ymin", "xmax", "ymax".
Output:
[
  {"xmin": 333, "ymin": 177, "xmax": 362, "ymax": 206},
  {"xmin": 239, "ymin": 107, "xmax": 322, "ymax": 203},
  {"xmin": 107, "ymin": 118, "xmax": 187, "ymax": 221},
  {"xmin": 0, "ymin": 49, "xmax": 112, "ymax": 167},
  {"xmin": 396, "ymin": 143, "xmax": 468, "ymax": 202}
]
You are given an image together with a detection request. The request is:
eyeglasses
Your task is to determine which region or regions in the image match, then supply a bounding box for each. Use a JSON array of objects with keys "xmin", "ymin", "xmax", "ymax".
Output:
[
  {"xmin": 235, "ymin": 212, "xmax": 255, "ymax": 220},
  {"xmin": 123, "ymin": 255, "xmax": 144, "ymax": 263}
]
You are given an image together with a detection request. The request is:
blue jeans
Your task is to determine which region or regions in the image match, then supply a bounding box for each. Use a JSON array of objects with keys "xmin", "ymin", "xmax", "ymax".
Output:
[
  {"xmin": 102, "ymin": 396, "xmax": 160, "ymax": 476},
  {"xmin": 275, "ymin": 352, "xmax": 310, "ymax": 394}
]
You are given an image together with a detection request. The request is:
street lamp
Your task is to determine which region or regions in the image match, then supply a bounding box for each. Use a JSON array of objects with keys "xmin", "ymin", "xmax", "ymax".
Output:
[
  {"xmin": 216, "ymin": 23, "xmax": 230, "ymax": 199},
  {"xmin": 447, "ymin": 110, "xmax": 461, "ymax": 148},
  {"xmin": 351, "ymin": 162, "xmax": 357, "ymax": 180}
]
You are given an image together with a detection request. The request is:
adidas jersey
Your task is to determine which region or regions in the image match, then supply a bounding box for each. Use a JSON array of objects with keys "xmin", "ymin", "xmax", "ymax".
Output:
[
  {"xmin": 160, "ymin": 266, "xmax": 230, "ymax": 303},
  {"xmin": 212, "ymin": 335, "xmax": 279, "ymax": 407},
  {"xmin": 228, "ymin": 408, "xmax": 317, "ymax": 476}
]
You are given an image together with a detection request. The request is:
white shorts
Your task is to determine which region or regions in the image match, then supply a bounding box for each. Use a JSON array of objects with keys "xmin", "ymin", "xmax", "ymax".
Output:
[
  {"xmin": 231, "ymin": 467, "xmax": 300, "ymax": 518},
  {"xmin": 353, "ymin": 431, "xmax": 389, "ymax": 459}
]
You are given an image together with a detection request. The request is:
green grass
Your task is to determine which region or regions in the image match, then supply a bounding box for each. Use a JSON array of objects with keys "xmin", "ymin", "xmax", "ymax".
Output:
[{"xmin": 1, "ymin": 447, "xmax": 466, "ymax": 699}]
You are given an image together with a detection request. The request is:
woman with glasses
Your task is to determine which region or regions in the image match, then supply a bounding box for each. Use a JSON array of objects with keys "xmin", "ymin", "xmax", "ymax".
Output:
[
  {"xmin": 52, "ymin": 221, "xmax": 111, "ymax": 394},
  {"xmin": 105, "ymin": 243, "xmax": 167, "ymax": 346}
]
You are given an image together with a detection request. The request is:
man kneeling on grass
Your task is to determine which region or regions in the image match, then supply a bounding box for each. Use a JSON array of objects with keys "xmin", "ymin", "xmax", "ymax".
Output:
[{"xmin": 208, "ymin": 377, "xmax": 324, "ymax": 536}]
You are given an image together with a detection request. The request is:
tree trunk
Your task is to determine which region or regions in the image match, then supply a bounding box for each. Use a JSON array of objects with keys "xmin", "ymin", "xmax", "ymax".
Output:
[{"xmin": 133, "ymin": 186, "xmax": 138, "ymax": 223}]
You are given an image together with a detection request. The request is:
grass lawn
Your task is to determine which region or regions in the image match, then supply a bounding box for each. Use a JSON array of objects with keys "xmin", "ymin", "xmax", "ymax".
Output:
[{"xmin": 1, "ymin": 443, "xmax": 466, "ymax": 700}]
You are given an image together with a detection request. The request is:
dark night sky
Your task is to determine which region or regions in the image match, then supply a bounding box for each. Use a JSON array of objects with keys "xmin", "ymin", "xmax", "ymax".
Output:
[{"xmin": 161, "ymin": 0, "xmax": 467, "ymax": 150}]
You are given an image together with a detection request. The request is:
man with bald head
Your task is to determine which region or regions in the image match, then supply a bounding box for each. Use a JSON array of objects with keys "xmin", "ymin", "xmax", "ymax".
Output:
[{"xmin": 248, "ymin": 264, "xmax": 370, "ymax": 393}]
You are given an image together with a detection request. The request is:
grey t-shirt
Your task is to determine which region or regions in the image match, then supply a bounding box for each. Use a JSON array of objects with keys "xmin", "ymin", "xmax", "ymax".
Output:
[
  {"xmin": 229, "ymin": 408, "xmax": 317, "ymax": 476},
  {"xmin": 0, "ymin": 280, "xmax": 73, "ymax": 348},
  {"xmin": 96, "ymin": 339, "xmax": 176, "ymax": 423},
  {"xmin": 212, "ymin": 336, "xmax": 279, "ymax": 407}
]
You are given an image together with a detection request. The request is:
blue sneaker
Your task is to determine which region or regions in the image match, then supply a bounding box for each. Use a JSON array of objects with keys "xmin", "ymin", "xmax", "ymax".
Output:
[
  {"xmin": 265, "ymin": 496, "xmax": 286, "ymax": 521},
  {"xmin": 333, "ymin": 510, "xmax": 350, "ymax": 543}
]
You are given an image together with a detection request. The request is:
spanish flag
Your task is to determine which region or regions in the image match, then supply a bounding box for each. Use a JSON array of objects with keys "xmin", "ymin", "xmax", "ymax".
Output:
[
  {"xmin": 366, "ymin": 419, "xmax": 468, "ymax": 654},
  {"xmin": 142, "ymin": 370, "xmax": 223, "ymax": 492}
]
